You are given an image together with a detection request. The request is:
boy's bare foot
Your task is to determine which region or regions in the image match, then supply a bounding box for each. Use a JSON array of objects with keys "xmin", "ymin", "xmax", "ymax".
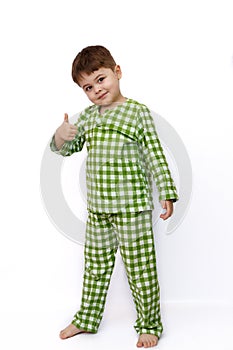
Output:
[
  {"xmin": 136, "ymin": 334, "xmax": 158, "ymax": 348},
  {"xmin": 59, "ymin": 324, "xmax": 90, "ymax": 339}
]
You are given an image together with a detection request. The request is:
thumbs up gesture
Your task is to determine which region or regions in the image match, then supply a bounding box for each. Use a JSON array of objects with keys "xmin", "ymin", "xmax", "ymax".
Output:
[
  {"xmin": 54, "ymin": 113, "xmax": 78, "ymax": 150},
  {"xmin": 56, "ymin": 113, "xmax": 78, "ymax": 142}
]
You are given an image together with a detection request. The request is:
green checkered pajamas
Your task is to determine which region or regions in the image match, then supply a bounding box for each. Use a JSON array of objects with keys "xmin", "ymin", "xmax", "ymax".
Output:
[
  {"xmin": 71, "ymin": 210, "xmax": 163, "ymax": 337},
  {"xmin": 50, "ymin": 98, "xmax": 178, "ymax": 337},
  {"xmin": 50, "ymin": 98, "xmax": 178, "ymax": 213}
]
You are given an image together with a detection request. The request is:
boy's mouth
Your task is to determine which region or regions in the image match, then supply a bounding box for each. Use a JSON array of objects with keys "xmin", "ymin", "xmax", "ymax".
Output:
[{"xmin": 99, "ymin": 92, "xmax": 108, "ymax": 100}]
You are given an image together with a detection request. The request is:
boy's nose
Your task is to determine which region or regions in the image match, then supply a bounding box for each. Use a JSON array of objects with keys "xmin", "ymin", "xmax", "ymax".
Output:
[{"xmin": 94, "ymin": 84, "xmax": 101, "ymax": 94}]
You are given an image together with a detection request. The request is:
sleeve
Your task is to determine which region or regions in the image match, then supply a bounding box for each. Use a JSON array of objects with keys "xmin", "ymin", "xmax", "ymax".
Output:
[
  {"xmin": 50, "ymin": 113, "xmax": 86, "ymax": 157},
  {"xmin": 137, "ymin": 105, "xmax": 179, "ymax": 202}
]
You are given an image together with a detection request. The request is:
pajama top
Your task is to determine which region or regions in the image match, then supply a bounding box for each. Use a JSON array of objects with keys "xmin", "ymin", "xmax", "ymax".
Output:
[{"xmin": 50, "ymin": 98, "xmax": 178, "ymax": 213}]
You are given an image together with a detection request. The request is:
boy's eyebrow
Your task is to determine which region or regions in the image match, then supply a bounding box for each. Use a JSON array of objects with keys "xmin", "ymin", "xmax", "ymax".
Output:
[
  {"xmin": 82, "ymin": 73, "xmax": 104, "ymax": 89},
  {"xmin": 82, "ymin": 83, "xmax": 90, "ymax": 90}
]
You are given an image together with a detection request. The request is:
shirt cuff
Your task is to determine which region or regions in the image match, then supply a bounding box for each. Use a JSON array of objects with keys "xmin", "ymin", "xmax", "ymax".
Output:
[{"xmin": 50, "ymin": 134, "xmax": 65, "ymax": 154}]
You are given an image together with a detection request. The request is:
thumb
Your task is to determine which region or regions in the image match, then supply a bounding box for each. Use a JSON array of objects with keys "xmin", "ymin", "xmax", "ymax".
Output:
[
  {"xmin": 64, "ymin": 113, "xmax": 69, "ymax": 123},
  {"xmin": 160, "ymin": 200, "xmax": 166, "ymax": 209}
]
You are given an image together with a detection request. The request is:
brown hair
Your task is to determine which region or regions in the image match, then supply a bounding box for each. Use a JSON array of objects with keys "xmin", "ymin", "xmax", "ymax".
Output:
[{"xmin": 72, "ymin": 45, "xmax": 116, "ymax": 85}]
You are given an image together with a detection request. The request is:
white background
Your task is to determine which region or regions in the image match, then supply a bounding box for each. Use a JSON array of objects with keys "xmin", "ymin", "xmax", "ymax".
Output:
[{"xmin": 1, "ymin": 0, "xmax": 233, "ymax": 349}]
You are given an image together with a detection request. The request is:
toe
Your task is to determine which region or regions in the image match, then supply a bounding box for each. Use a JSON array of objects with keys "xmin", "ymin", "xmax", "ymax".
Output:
[
  {"xmin": 136, "ymin": 341, "xmax": 143, "ymax": 348},
  {"xmin": 59, "ymin": 330, "xmax": 66, "ymax": 339}
]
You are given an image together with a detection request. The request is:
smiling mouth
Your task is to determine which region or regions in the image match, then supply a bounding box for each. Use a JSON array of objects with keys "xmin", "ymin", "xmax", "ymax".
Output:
[{"xmin": 99, "ymin": 92, "xmax": 108, "ymax": 99}]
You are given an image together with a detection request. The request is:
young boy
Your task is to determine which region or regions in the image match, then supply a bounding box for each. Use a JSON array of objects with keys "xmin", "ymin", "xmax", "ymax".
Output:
[{"xmin": 50, "ymin": 45, "xmax": 178, "ymax": 348}]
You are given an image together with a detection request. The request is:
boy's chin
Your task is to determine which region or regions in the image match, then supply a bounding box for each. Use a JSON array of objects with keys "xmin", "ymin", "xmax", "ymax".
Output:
[
  {"xmin": 91, "ymin": 100, "xmax": 106, "ymax": 106},
  {"xmin": 97, "ymin": 102, "xmax": 111, "ymax": 107}
]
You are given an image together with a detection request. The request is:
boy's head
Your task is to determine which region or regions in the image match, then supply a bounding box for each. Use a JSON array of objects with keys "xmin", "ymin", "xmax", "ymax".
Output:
[
  {"xmin": 72, "ymin": 45, "xmax": 117, "ymax": 86},
  {"xmin": 71, "ymin": 45, "xmax": 124, "ymax": 108}
]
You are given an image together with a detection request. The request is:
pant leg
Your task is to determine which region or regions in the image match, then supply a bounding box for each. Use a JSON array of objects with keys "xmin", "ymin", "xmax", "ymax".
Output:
[
  {"xmin": 72, "ymin": 211, "xmax": 118, "ymax": 333},
  {"xmin": 114, "ymin": 210, "xmax": 163, "ymax": 338}
]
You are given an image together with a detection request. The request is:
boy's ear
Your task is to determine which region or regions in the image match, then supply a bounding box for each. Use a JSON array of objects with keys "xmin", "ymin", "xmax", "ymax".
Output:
[{"xmin": 114, "ymin": 65, "xmax": 122, "ymax": 80}]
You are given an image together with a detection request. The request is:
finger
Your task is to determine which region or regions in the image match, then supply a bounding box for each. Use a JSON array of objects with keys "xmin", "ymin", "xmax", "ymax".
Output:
[
  {"xmin": 67, "ymin": 134, "xmax": 76, "ymax": 141},
  {"xmin": 160, "ymin": 211, "xmax": 170, "ymax": 220},
  {"xmin": 160, "ymin": 203, "xmax": 167, "ymax": 220},
  {"xmin": 68, "ymin": 130, "xmax": 78, "ymax": 139},
  {"xmin": 160, "ymin": 200, "xmax": 166, "ymax": 209},
  {"xmin": 69, "ymin": 125, "xmax": 78, "ymax": 131},
  {"xmin": 64, "ymin": 113, "xmax": 69, "ymax": 123},
  {"xmin": 160, "ymin": 201, "xmax": 173, "ymax": 220},
  {"xmin": 167, "ymin": 201, "xmax": 174, "ymax": 216},
  {"xmin": 68, "ymin": 130, "xmax": 78, "ymax": 138}
]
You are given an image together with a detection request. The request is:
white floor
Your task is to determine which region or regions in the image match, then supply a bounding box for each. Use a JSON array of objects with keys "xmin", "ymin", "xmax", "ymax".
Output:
[{"xmin": 1, "ymin": 302, "xmax": 233, "ymax": 350}]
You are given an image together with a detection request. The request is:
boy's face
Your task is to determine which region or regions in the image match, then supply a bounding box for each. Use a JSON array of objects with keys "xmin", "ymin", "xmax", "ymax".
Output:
[{"xmin": 78, "ymin": 66, "xmax": 123, "ymax": 107}]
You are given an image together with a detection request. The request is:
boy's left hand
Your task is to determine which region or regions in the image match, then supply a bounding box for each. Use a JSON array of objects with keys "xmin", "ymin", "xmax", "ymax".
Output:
[{"xmin": 160, "ymin": 200, "xmax": 173, "ymax": 220}]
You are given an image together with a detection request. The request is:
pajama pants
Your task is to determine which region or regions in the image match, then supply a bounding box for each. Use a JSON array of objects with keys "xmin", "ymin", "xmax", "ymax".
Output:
[{"xmin": 71, "ymin": 210, "xmax": 163, "ymax": 338}]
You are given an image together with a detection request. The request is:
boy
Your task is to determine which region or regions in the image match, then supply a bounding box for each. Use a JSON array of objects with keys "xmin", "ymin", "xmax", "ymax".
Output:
[{"xmin": 50, "ymin": 45, "xmax": 178, "ymax": 348}]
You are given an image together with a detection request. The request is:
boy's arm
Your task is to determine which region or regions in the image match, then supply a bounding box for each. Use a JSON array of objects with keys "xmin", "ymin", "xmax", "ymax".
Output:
[
  {"xmin": 138, "ymin": 106, "xmax": 179, "ymax": 203},
  {"xmin": 50, "ymin": 113, "xmax": 85, "ymax": 156}
]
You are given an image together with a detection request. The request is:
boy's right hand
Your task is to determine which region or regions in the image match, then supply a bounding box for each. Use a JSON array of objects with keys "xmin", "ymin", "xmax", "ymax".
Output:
[{"xmin": 56, "ymin": 113, "xmax": 78, "ymax": 141}]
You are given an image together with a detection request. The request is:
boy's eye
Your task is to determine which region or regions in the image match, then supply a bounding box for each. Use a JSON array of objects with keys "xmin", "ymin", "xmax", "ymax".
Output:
[
  {"xmin": 85, "ymin": 86, "xmax": 92, "ymax": 92},
  {"xmin": 98, "ymin": 77, "xmax": 105, "ymax": 83}
]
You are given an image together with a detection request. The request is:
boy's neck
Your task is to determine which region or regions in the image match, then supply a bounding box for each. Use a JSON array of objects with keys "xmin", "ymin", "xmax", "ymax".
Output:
[{"xmin": 99, "ymin": 96, "xmax": 127, "ymax": 115}]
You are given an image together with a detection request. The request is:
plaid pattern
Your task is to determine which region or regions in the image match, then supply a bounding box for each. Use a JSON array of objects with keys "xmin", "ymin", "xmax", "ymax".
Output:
[
  {"xmin": 50, "ymin": 98, "xmax": 178, "ymax": 213},
  {"xmin": 72, "ymin": 210, "xmax": 163, "ymax": 338}
]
